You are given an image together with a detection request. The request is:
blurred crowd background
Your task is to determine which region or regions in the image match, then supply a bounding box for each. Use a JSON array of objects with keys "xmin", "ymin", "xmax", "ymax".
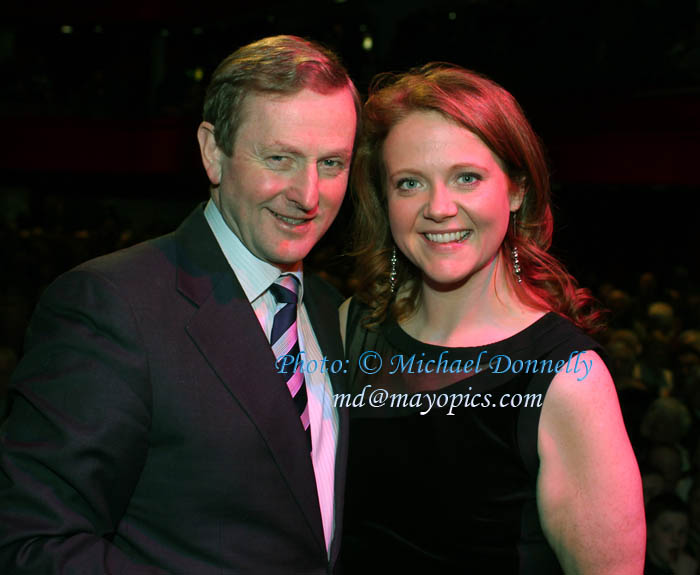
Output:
[{"xmin": 1, "ymin": 0, "xmax": 700, "ymax": 569}]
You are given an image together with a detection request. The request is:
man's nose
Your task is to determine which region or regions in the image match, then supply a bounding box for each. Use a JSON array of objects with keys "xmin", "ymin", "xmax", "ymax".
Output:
[
  {"xmin": 424, "ymin": 184, "xmax": 458, "ymax": 221},
  {"xmin": 288, "ymin": 164, "xmax": 320, "ymax": 212}
]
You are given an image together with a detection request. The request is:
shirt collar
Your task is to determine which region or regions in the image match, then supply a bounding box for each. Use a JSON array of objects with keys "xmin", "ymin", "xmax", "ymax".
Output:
[{"xmin": 203, "ymin": 199, "xmax": 304, "ymax": 303}]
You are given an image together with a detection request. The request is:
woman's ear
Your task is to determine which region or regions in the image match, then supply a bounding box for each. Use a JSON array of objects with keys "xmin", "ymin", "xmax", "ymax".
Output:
[
  {"xmin": 509, "ymin": 177, "xmax": 526, "ymax": 211},
  {"xmin": 197, "ymin": 122, "xmax": 222, "ymax": 185}
]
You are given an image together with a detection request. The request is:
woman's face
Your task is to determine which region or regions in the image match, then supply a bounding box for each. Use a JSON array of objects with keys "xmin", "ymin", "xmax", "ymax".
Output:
[
  {"xmin": 647, "ymin": 511, "xmax": 689, "ymax": 568},
  {"xmin": 383, "ymin": 110, "xmax": 522, "ymax": 290}
]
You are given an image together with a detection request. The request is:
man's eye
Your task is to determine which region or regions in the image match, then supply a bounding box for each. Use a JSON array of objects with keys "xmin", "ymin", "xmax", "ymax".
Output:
[
  {"xmin": 396, "ymin": 178, "xmax": 421, "ymax": 190},
  {"xmin": 266, "ymin": 156, "xmax": 293, "ymax": 169},
  {"xmin": 319, "ymin": 158, "xmax": 345, "ymax": 175},
  {"xmin": 318, "ymin": 158, "xmax": 346, "ymax": 178}
]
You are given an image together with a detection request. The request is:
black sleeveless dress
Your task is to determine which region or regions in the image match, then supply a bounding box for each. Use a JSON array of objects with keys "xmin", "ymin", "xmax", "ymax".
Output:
[{"xmin": 341, "ymin": 298, "xmax": 606, "ymax": 574}]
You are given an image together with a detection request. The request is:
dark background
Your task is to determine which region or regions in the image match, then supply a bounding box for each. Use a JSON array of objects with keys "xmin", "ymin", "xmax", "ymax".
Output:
[{"xmin": 1, "ymin": 0, "xmax": 699, "ymax": 355}]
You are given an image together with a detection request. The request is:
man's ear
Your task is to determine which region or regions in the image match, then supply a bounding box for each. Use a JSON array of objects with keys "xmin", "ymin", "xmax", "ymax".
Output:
[{"xmin": 197, "ymin": 122, "xmax": 222, "ymax": 186}]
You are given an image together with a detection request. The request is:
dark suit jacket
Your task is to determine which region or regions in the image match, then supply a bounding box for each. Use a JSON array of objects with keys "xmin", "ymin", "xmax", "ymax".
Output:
[{"xmin": 0, "ymin": 205, "xmax": 349, "ymax": 574}]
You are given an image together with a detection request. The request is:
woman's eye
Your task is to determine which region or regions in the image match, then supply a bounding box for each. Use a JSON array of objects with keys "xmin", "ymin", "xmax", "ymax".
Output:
[
  {"xmin": 457, "ymin": 173, "xmax": 480, "ymax": 185},
  {"xmin": 396, "ymin": 178, "xmax": 421, "ymax": 190}
]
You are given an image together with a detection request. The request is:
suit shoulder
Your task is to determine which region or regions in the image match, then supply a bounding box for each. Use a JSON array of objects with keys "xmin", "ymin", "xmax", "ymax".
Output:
[
  {"xmin": 66, "ymin": 232, "xmax": 177, "ymax": 284},
  {"xmin": 34, "ymin": 234, "xmax": 177, "ymax": 311}
]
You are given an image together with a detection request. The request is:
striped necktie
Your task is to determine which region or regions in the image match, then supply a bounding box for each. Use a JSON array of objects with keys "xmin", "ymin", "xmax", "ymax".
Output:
[{"xmin": 269, "ymin": 275, "xmax": 311, "ymax": 451}]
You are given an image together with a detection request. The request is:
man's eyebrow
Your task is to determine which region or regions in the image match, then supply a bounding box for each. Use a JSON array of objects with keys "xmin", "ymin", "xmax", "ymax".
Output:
[
  {"xmin": 264, "ymin": 142, "xmax": 303, "ymax": 156},
  {"xmin": 327, "ymin": 148, "xmax": 353, "ymax": 162},
  {"xmin": 266, "ymin": 142, "xmax": 353, "ymax": 161}
]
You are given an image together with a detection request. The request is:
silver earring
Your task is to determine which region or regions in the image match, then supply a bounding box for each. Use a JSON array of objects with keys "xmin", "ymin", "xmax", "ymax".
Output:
[
  {"xmin": 511, "ymin": 246, "xmax": 522, "ymax": 284},
  {"xmin": 390, "ymin": 247, "xmax": 397, "ymax": 294}
]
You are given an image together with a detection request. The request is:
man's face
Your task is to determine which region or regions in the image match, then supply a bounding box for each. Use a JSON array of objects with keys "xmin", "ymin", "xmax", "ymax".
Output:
[{"xmin": 205, "ymin": 87, "xmax": 357, "ymax": 269}]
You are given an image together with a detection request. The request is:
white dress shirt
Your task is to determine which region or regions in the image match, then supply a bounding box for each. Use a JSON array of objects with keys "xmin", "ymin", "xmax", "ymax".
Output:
[{"xmin": 204, "ymin": 200, "xmax": 338, "ymax": 555}]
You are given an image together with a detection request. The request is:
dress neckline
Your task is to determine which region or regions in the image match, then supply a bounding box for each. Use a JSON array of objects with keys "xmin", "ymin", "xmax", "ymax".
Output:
[{"xmin": 382, "ymin": 311, "xmax": 562, "ymax": 356}]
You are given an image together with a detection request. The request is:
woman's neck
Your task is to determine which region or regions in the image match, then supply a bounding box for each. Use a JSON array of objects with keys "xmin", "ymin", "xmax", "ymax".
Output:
[{"xmin": 399, "ymin": 253, "xmax": 545, "ymax": 347}]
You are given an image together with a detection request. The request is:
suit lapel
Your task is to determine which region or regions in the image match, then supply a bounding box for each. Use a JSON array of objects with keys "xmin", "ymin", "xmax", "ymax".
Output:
[
  {"xmin": 302, "ymin": 276, "xmax": 346, "ymax": 396},
  {"xmin": 173, "ymin": 206, "xmax": 326, "ymax": 553},
  {"xmin": 303, "ymin": 276, "xmax": 349, "ymax": 564}
]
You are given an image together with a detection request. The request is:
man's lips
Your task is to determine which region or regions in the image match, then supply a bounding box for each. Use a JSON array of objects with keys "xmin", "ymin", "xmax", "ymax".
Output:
[{"xmin": 269, "ymin": 209, "xmax": 313, "ymax": 226}]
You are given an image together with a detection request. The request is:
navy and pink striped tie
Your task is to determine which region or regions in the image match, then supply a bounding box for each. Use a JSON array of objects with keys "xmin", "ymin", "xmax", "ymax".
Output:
[{"xmin": 269, "ymin": 275, "xmax": 311, "ymax": 451}]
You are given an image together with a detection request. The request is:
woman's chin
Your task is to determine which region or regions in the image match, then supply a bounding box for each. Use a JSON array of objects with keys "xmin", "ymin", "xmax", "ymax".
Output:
[{"xmin": 421, "ymin": 272, "xmax": 471, "ymax": 292}]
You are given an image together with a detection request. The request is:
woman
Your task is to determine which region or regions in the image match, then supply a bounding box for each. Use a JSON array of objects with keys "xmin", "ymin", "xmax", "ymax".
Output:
[{"xmin": 340, "ymin": 64, "xmax": 645, "ymax": 573}]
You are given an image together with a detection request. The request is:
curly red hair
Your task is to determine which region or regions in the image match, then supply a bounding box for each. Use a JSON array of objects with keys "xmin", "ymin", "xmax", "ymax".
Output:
[{"xmin": 350, "ymin": 64, "xmax": 604, "ymax": 333}]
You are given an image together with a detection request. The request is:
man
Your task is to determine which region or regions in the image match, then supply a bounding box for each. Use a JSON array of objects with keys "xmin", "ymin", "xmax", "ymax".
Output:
[{"xmin": 0, "ymin": 36, "xmax": 359, "ymax": 574}]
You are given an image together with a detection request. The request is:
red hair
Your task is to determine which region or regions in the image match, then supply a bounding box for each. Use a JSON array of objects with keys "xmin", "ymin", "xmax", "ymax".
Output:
[{"xmin": 351, "ymin": 64, "xmax": 604, "ymax": 333}]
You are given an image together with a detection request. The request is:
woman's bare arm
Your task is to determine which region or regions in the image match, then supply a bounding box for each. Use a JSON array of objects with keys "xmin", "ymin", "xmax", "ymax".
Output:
[{"xmin": 537, "ymin": 350, "xmax": 646, "ymax": 574}]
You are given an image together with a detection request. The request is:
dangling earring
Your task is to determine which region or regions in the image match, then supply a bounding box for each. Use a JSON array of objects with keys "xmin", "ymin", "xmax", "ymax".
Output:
[
  {"xmin": 511, "ymin": 246, "xmax": 522, "ymax": 284},
  {"xmin": 389, "ymin": 247, "xmax": 398, "ymax": 294},
  {"xmin": 511, "ymin": 211, "xmax": 522, "ymax": 283}
]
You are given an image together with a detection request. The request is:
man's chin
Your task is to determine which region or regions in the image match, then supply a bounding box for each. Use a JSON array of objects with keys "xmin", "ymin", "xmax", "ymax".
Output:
[
  {"xmin": 251, "ymin": 230, "xmax": 328, "ymax": 269},
  {"xmin": 265, "ymin": 248, "xmax": 314, "ymax": 271}
]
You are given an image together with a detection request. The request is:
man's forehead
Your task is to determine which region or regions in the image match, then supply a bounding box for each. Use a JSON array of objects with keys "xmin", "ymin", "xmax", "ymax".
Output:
[
  {"xmin": 225, "ymin": 87, "xmax": 356, "ymax": 159},
  {"xmin": 241, "ymin": 86, "xmax": 355, "ymax": 113},
  {"xmin": 238, "ymin": 88, "xmax": 356, "ymax": 136}
]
